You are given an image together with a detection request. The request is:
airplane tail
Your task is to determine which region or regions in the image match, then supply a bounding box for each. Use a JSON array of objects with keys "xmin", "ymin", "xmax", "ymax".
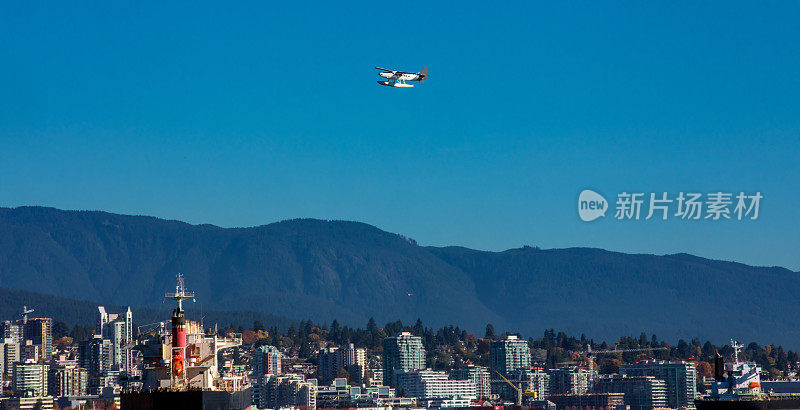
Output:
[{"xmin": 418, "ymin": 67, "xmax": 427, "ymax": 82}]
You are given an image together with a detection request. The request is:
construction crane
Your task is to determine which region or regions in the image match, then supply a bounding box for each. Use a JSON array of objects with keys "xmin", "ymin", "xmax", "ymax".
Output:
[
  {"xmin": 570, "ymin": 345, "xmax": 668, "ymax": 372},
  {"xmin": 494, "ymin": 370, "xmax": 538, "ymax": 406},
  {"xmin": 20, "ymin": 306, "xmax": 34, "ymax": 325}
]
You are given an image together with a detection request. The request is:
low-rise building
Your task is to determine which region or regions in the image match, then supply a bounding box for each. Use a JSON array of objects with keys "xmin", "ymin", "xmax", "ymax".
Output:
[
  {"xmin": 548, "ymin": 392, "xmax": 626, "ymax": 410},
  {"xmin": 2, "ymin": 395, "xmax": 55, "ymax": 410},
  {"xmin": 317, "ymin": 378, "xmax": 407, "ymax": 407},
  {"xmin": 594, "ymin": 374, "xmax": 668, "ymax": 410},
  {"xmin": 398, "ymin": 369, "xmax": 476, "ymax": 402},
  {"xmin": 13, "ymin": 361, "xmax": 49, "ymax": 397},
  {"xmin": 256, "ymin": 373, "xmax": 316, "ymax": 409}
]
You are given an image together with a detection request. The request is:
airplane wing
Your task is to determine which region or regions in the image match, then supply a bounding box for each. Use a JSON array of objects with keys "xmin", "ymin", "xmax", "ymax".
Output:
[{"xmin": 375, "ymin": 67, "xmax": 394, "ymax": 72}]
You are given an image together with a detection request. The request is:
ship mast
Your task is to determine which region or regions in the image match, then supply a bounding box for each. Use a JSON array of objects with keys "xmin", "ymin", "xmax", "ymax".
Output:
[
  {"xmin": 165, "ymin": 273, "xmax": 194, "ymax": 390},
  {"xmin": 731, "ymin": 339, "xmax": 743, "ymax": 365},
  {"xmin": 165, "ymin": 273, "xmax": 194, "ymax": 310}
]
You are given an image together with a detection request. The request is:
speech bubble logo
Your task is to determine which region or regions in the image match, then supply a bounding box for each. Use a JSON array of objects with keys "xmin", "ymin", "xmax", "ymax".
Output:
[{"xmin": 578, "ymin": 190, "xmax": 607, "ymax": 222}]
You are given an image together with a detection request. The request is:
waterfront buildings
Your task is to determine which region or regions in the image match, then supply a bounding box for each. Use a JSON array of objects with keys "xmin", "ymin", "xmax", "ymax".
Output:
[
  {"xmin": 548, "ymin": 392, "xmax": 626, "ymax": 410},
  {"xmin": 1, "ymin": 339, "xmax": 21, "ymax": 378},
  {"xmin": 621, "ymin": 360, "xmax": 697, "ymax": 409},
  {"xmin": 256, "ymin": 373, "xmax": 316, "ymax": 409},
  {"xmin": 12, "ymin": 361, "xmax": 48, "ymax": 397},
  {"xmin": 24, "ymin": 318, "xmax": 53, "ymax": 361},
  {"xmin": 97, "ymin": 306, "xmax": 134, "ymax": 375},
  {"xmin": 0, "ymin": 321, "xmax": 22, "ymax": 344},
  {"xmin": 252, "ymin": 345, "xmax": 284, "ymax": 406},
  {"xmin": 490, "ymin": 334, "xmax": 532, "ymax": 397},
  {"xmin": 78, "ymin": 335, "xmax": 112, "ymax": 377},
  {"xmin": 1, "ymin": 318, "xmax": 52, "ymax": 362},
  {"xmin": 382, "ymin": 332, "xmax": 425, "ymax": 388},
  {"xmin": 319, "ymin": 343, "xmax": 367, "ymax": 385},
  {"xmin": 48, "ymin": 360, "xmax": 89, "ymax": 397},
  {"xmin": 397, "ymin": 369, "xmax": 476, "ymax": 406},
  {"xmin": 2, "ymin": 396, "xmax": 55, "ymax": 410},
  {"xmin": 451, "ymin": 364, "xmax": 491, "ymax": 399},
  {"xmin": 253, "ymin": 345, "xmax": 283, "ymax": 376},
  {"xmin": 550, "ymin": 366, "xmax": 595, "ymax": 395},
  {"xmin": 490, "ymin": 335, "xmax": 531, "ymax": 376},
  {"xmin": 513, "ymin": 367, "xmax": 551, "ymax": 399},
  {"xmin": 594, "ymin": 374, "xmax": 668, "ymax": 410}
]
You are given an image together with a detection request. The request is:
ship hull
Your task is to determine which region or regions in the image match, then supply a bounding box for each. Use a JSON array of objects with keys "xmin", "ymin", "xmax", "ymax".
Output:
[
  {"xmin": 696, "ymin": 398, "xmax": 800, "ymax": 410},
  {"xmin": 121, "ymin": 389, "xmax": 253, "ymax": 410}
]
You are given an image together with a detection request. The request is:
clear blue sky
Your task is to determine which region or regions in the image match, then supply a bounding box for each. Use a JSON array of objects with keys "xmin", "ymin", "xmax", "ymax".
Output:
[{"xmin": 1, "ymin": 2, "xmax": 798, "ymax": 270}]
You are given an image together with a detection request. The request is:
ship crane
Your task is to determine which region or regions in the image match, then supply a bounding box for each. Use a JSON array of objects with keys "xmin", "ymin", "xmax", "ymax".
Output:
[{"xmin": 570, "ymin": 345, "xmax": 669, "ymax": 372}]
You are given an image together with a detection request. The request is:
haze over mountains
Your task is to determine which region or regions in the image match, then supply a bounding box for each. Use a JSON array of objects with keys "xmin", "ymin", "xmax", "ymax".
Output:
[{"xmin": 0, "ymin": 206, "xmax": 797, "ymax": 347}]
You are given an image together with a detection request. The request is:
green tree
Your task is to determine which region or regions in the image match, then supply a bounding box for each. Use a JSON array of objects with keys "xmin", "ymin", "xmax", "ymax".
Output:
[
  {"xmin": 253, "ymin": 320, "xmax": 265, "ymax": 332},
  {"xmin": 484, "ymin": 324, "xmax": 497, "ymax": 340},
  {"xmin": 298, "ymin": 340, "xmax": 311, "ymax": 359},
  {"xmin": 336, "ymin": 367, "xmax": 350, "ymax": 381},
  {"xmin": 52, "ymin": 321, "xmax": 70, "ymax": 339}
]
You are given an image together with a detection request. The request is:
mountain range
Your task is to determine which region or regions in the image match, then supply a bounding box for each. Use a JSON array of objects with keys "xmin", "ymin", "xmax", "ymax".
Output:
[{"xmin": 0, "ymin": 206, "xmax": 797, "ymax": 347}]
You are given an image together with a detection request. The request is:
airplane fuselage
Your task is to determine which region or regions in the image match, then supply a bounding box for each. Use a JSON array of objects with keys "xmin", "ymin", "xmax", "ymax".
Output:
[
  {"xmin": 379, "ymin": 72, "xmax": 422, "ymax": 81},
  {"xmin": 375, "ymin": 66, "xmax": 426, "ymax": 88}
]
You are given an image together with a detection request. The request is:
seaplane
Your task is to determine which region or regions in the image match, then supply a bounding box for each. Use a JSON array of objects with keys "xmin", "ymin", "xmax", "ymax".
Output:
[{"xmin": 376, "ymin": 66, "xmax": 427, "ymax": 87}]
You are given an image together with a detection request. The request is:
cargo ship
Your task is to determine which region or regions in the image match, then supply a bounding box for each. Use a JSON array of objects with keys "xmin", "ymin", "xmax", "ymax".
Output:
[{"xmin": 695, "ymin": 341, "xmax": 800, "ymax": 410}]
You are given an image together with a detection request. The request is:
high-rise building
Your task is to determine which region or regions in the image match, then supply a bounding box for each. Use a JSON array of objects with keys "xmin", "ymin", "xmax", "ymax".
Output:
[
  {"xmin": 49, "ymin": 360, "xmax": 89, "ymax": 397},
  {"xmin": 490, "ymin": 335, "xmax": 531, "ymax": 376},
  {"xmin": 24, "ymin": 318, "xmax": 53, "ymax": 361},
  {"xmin": 97, "ymin": 306, "xmax": 133, "ymax": 374},
  {"xmin": 319, "ymin": 344, "xmax": 367, "ymax": 384},
  {"xmin": 253, "ymin": 345, "xmax": 282, "ymax": 376},
  {"xmin": 382, "ymin": 332, "xmax": 425, "ymax": 388},
  {"xmin": 2, "ymin": 340, "xmax": 21, "ymax": 378},
  {"xmin": 252, "ymin": 345, "xmax": 284, "ymax": 406},
  {"xmin": 490, "ymin": 335, "xmax": 531, "ymax": 396},
  {"xmin": 549, "ymin": 366, "xmax": 595, "ymax": 395},
  {"xmin": 621, "ymin": 360, "xmax": 697, "ymax": 409},
  {"xmin": 451, "ymin": 365, "xmax": 491, "ymax": 399},
  {"xmin": 594, "ymin": 374, "xmax": 668, "ymax": 410},
  {"xmin": 13, "ymin": 361, "xmax": 49, "ymax": 397},
  {"xmin": 339, "ymin": 343, "xmax": 367, "ymax": 384},
  {"xmin": 318, "ymin": 347, "xmax": 340, "ymax": 385},
  {"xmin": 1, "ymin": 320, "xmax": 23, "ymax": 343},
  {"xmin": 79, "ymin": 336, "xmax": 112, "ymax": 377}
]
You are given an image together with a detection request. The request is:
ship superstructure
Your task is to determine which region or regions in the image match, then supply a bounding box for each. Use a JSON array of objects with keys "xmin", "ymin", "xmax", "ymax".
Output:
[
  {"xmin": 696, "ymin": 340, "xmax": 800, "ymax": 410},
  {"xmin": 710, "ymin": 340, "xmax": 763, "ymax": 399},
  {"xmin": 137, "ymin": 274, "xmax": 245, "ymax": 391}
]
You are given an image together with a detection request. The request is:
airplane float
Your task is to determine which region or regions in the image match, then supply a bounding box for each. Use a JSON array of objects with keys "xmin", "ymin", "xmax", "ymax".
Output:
[{"xmin": 376, "ymin": 66, "xmax": 427, "ymax": 87}]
